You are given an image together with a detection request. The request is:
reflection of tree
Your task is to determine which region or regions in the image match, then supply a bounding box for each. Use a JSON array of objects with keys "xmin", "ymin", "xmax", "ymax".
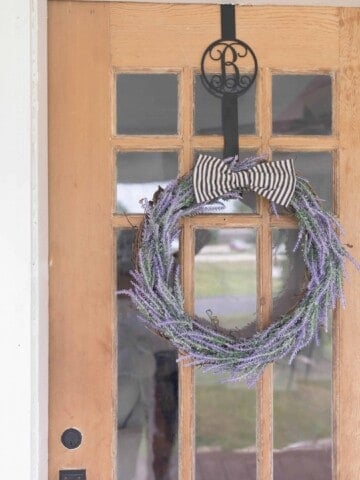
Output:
[
  {"xmin": 153, "ymin": 352, "xmax": 178, "ymax": 480},
  {"xmin": 273, "ymin": 229, "xmax": 331, "ymax": 389},
  {"xmin": 117, "ymin": 222, "xmax": 329, "ymax": 477},
  {"xmin": 117, "ymin": 230, "xmax": 178, "ymax": 480},
  {"xmin": 273, "ymin": 76, "xmax": 332, "ymax": 135},
  {"xmin": 272, "ymin": 229, "xmax": 306, "ymax": 321}
]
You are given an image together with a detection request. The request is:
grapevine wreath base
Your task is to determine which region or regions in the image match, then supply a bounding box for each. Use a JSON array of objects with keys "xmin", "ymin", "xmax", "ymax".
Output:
[{"xmin": 121, "ymin": 155, "xmax": 357, "ymax": 386}]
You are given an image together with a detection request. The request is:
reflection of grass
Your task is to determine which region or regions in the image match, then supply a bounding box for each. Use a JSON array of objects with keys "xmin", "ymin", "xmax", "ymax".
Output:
[
  {"xmin": 195, "ymin": 253, "xmax": 332, "ymax": 451},
  {"xmin": 215, "ymin": 315, "xmax": 256, "ymax": 330},
  {"xmin": 195, "ymin": 262, "xmax": 256, "ymax": 297},
  {"xmin": 195, "ymin": 261, "xmax": 283, "ymax": 298},
  {"xmin": 273, "ymin": 380, "xmax": 331, "ymax": 449},
  {"xmin": 196, "ymin": 380, "xmax": 257, "ymax": 450},
  {"xmin": 196, "ymin": 377, "xmax": 331, "ymax": 451}
]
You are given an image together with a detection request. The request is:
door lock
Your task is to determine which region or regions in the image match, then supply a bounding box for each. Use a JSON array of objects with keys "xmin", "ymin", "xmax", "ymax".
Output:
[
  {"xmin": 61, "ymin": 428, "xmax": 82, "ymax": 449},
  {"xmin": 59, "ymin": 469, "xmax": 86, "ymax": 480}
]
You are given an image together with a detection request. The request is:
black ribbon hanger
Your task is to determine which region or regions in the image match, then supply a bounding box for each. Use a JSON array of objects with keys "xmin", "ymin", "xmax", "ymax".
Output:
[
  {"xmin": 221, "ymin": 5, "xmax": 239, "ymax": 158},
  {"xmin": 201, "ymin": 5, "xmax": 258, "ymax": 159}
]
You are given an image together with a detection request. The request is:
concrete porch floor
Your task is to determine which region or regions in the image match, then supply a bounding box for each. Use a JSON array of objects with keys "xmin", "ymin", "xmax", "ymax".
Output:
[{"xmin": 196, "ymin": 447, "xmax": 331, "ymax": 480}]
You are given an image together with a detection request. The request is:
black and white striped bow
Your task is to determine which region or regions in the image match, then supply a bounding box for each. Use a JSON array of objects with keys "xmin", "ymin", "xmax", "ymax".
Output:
[{"xmin": 193, "ymin": 154, "xmax": 296, "ymax": 207}]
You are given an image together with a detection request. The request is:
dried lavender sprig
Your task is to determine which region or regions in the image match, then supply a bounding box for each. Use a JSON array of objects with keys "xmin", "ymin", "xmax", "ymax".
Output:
[{"xmin": 120, "ymin": 158, "xmax": 358, "ymax": 385}]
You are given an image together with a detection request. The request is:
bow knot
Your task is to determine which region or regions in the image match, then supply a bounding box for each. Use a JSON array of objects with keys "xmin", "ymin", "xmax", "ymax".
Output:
[{"xmin": 193, "ymin": 154, "xmax": 296, "ymax": 207}]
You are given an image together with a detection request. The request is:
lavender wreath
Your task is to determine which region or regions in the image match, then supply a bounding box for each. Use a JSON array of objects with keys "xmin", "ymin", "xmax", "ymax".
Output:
[{"xmin": 121, "ymin": 155, "xmax": 356, "ymax": 386}]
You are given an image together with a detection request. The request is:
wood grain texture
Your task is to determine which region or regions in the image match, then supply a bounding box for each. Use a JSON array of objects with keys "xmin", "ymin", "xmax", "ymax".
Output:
[
  {"xmin": 269, "ymin": 136, "xmax": 338, "ymax": 151},
  {"xmin": 178, "ymin": 66, "xmax": 196, "ymax": 480},
  {"xmin": 48, "ymin": 3, "xmax": 114, "ymax": 479},
  {"xmin": 110, "ymin": 4, "xmax": 339, "ymax": 70},
  {"xmin": 192, "ymin": 135, "xmax": 260, "ymax": 150},
  {"xmin": 188, "ymin": 215, "xmax": 262, "ymax": 228},
  {"xmin": 180, "ymin": 67, "xmax": 194, "ymax": 173},
  {"xmin": 110, "ymin": 134, "xmax": 337, "ymax": 154},
  {"xmin": 50, "ymin": 0, "xmax": 360, "ymax": 6},
  {"xmin": 111, "ymin": 135, "xmax": 182, "ymax": 150},
  {"xmin": 48, "ymin": 4, "xmax": 360, "ymax": 479},
  {"xmin": 336, "ymin": 8, "xmax": 360, "ymax": 480},
  {"xmin": 179, "ymin": 222, "xmax": 195, "ymax": 480},
  {"xmin": 112, "ymin": 214, "xmax": 298, "ymax": 230},
  {"xmin": 257, "ymin": 68, "xmax": 273, "ymax": 480}
]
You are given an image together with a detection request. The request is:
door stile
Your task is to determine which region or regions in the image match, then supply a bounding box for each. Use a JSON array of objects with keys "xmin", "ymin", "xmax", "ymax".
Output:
[
  {"xmin": 48, "ymin": 3, "xmax": 114, "ymax": 479},
  {"xmin": 179, "ymin": 65, "xmax": 196, "ymax": 480},
  {"xmin": 332, "ymin": 63, "xmax": 340, "ymax": 480},
  {"xmin": 179, "ymin": 223, "xmax": 195, "ymax": 480},
  {"xmin": 256, "ymin": 68, "xmax": 274, "ymax": 480},
  {"xmin": 337, "ymin": 8, "xmax": 360, "ymax": 480}
]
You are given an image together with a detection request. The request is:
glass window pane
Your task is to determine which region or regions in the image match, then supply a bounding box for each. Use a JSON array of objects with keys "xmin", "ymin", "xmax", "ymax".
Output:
[
  {"xmin": 195, "ymin": 228, "xmax": 257, "ymax": 330},
  {"xmin": 272, "ymin": 229, "xmax": 332, "ymax": 480},
  {"xmin": 195, "ymin": 228, "xmax": 257, "ymax": 479},
  {"xmin": 194, "ymin": 150, "xmax": 257, "ymax": 213},
  {"xmin": 272, "ymin": 151, "xmax": 333, "ymax": 213},
  {"xmin": 272, "ymin": 75, "xmax": 332, "ymax": 135},
  {"xmin": 116, "ymin": 74, "xmax": 178, "ymax": 135},
  {"xmin": 116, "ymin": 229, "xmax": 179, "ymax": 480},
  {"xmin": 116, "ymin": 151, "xmax": 178, "ymax": 214},
  {"xmin": 195, "ymin": 74, "xmax": 256, "ymax": 135}
]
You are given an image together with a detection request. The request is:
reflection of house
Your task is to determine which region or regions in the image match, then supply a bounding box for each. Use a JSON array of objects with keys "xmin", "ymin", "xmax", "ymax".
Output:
[
  {"xmin": 117, "ymin": 298, "xmax": 178, "ymax": 480},
  {"xmin": 273, "ymin": 76, "xmax": 332, "ymax": 134},
  {"xmin": 117, "ymin": 230, "xmax": 178, "ymax": 480},
  {"xmin": 197, "ymin": 444, "xmax": 331, "ymax": 480}
]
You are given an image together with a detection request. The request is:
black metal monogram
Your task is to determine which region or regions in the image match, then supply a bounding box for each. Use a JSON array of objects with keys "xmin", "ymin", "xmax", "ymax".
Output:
[
  {"xmin": 201, "ymin": 39, "xmax": 258, "ymax": 98},
  {"xmin": 200, "ymin": 4, "xmax": 258, "ymax": 157}
]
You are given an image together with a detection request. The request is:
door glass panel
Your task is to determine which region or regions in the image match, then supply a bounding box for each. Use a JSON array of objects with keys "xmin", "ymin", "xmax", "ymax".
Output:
[
  {"xmin": 272, "ymin": 151, "xmax": 333, "ymax": 213},
  {"xmin": 272, "ymin": 75, "xmax": 332, "ymax": 135},
  {"xmin": 194, "ymin": 74, "xmax": 256, "ymax": 135},
  {"xmin": 194, "ymin": 150, "xmax": 257, "ymax": 213},
  {"xmin": 116, "ymin": 73, "xmax": 178, "ymax": 135},
  {"xmin": 116, "ymin": 229, "xmax": 179, "ymax": 480},
  {"xmin": 272, "ymin": 229, "xmax": 332, "ymax": 480},
  {"xmin": 195, "ymin": 228, "xmax": 257, "ymax": 480},
  {"xmin": 116, "ymin": 151, "xmax": 178, "ymax": 214}
]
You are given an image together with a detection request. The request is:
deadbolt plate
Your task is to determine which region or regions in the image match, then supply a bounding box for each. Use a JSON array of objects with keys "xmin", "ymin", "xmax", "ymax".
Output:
[{"xmin": 59, "ymin": 469, "xmax": 86, "ymax": 480}]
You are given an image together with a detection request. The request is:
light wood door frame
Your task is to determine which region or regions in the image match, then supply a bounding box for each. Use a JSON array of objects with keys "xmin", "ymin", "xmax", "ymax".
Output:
[
  {"xmin": 49, "ymin": 3, "xmax": 114, "ymax": 478},
  {"xmin": 49, "ymin": 3, "xmax": 360, "ymax": 479}
]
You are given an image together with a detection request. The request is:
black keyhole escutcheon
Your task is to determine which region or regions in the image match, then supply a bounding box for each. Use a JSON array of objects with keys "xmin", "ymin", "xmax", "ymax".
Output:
[{"xmin": 61, "ymin": 428, "xmax": 82, "ymax": 449}]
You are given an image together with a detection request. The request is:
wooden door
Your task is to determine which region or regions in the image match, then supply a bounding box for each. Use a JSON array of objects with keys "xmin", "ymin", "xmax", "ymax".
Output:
[{"xmin": 48, "ymin": 3, "xmax": 360, "ymax": 480}]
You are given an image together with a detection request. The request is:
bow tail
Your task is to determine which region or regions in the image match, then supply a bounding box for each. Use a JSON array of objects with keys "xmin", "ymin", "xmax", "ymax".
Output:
[{"xmin": 248, "ymin": 159, "xmax": 296, "ymax": 207}]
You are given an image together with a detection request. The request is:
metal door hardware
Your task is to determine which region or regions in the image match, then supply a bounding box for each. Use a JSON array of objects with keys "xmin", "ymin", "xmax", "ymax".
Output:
[
  {"xmin": 59, "ymin": 469, "xmax": 86, "ymax": 480},
  {"xmin": 61, "ymin": 428, "xmax": 82, "ymax": 449}
]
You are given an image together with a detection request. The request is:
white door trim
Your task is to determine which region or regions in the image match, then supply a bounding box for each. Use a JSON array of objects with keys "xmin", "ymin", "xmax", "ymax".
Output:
[{"xmin": 0, "ymin": 1, "xmax": 48, "ymax": 479}]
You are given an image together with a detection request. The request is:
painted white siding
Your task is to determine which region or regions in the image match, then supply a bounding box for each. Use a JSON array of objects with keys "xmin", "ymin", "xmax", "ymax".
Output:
[{"xmin": 0, "ymin": 1, "xmax": 48, "ymax": 479}]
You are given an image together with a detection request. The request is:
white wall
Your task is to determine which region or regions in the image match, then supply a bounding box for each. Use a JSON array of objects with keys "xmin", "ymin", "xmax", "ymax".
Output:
[{"xmin": 0, "ymin": 1, "xmax": 48, "ymax": 479}]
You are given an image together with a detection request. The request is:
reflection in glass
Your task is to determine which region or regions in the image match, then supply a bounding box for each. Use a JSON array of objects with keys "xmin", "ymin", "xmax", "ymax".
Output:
[
  {"xmin": 272, "ymin": 75, "xmax": 332, "ymax": 135},
  {"xmin": 272, "ymin": 229, "xmax": 332, "ymax": 480},
  {"xmin": 116, "ymin": 74, "xmax": 178, "ymax": 135},
  {"xmin": 195, "ymin": 229, "xmax": 257, "ymax": 480},
  {"xmin": 272, "ymin": 152, "xmax": 333, "ymax": 213},
  {"xmin": 194, "ymin": 150, "xmax": 257, "ymax": 214},
  {"xmin": 195, "ymin": 229, "xmax": 257, "ymax": 330},
  {"xmin": 195, "ymin": 75, "xmax": 256, "ymax": 135},
  {"xmin": 116, "ymin": 151, "xmax": 178, "ymax": 214},
  {"xmin": 117, "ymin": 229, "xmax": 178, "ymax": 480}
]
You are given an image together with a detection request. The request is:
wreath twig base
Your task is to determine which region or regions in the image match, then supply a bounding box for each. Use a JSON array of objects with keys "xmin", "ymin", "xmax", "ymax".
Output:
[{"xmin": 121, "ymin": 157, "xmax": 357, "ymax": 386}]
